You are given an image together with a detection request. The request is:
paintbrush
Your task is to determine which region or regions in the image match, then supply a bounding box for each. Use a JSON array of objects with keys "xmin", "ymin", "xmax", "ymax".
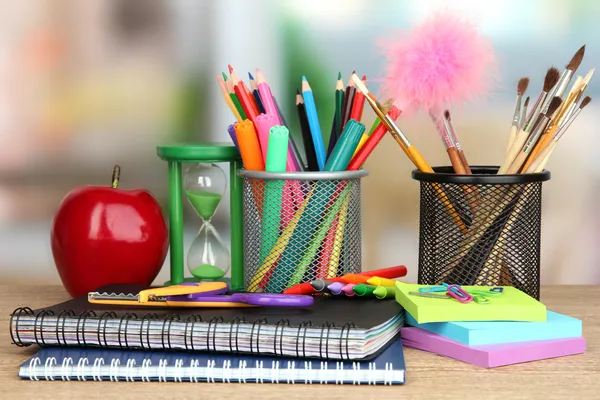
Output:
[
  {"xmin": 505, "ymin": 77, "xmax": 530, "ymax": 156},
  {"xmin": 506, "ymin": 97, "xmax": 562, "ymax": 174},
  {"xmin": 430, "ymin": 110, "xmax": 466, "ymax": 174},
  {"xmin": 444, "ymin": 110, "xmax": 471, "ymax": 174},
  {"xmin": 539, "ymin": 45, "xmax": 585, "ymax": 114},
  {"xmin": 351, "ymin": 73, "xmax": 470, "ymax": 234},
  {"xmin": 523, "ymin": 68, "xmax": 594, "ymax": 171},
  {"xmin": 498, "ymin": 69, "xmax": 560, "ymax": 175},
  {"xmin": 519, "ymin": 96, "xmax": 530, "ymax": 131},
  {"xmin": 524, "ymin": 67, "xmax": 560, "ymax": 132},
  {"xmin": 525, "ymin": 96, "xmax": 591, "ymax": 173}
]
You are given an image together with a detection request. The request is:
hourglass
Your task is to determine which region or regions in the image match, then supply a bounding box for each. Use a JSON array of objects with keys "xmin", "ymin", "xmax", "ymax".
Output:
[
  {"xmin": 184, "ymin": 163, "xmax": 230, "ymax": 280},
  {"xmin": 156, "ymin": 143, "xmax": 244, "ymax": 290}
]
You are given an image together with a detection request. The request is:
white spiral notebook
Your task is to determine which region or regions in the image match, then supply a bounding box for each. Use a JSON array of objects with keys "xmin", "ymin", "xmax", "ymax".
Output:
[{"xmin": 18, "ymin": 339, "xmax": 406, "ymax": 385}]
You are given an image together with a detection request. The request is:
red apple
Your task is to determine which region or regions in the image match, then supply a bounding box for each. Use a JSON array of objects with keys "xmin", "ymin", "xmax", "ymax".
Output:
[{"xmin": 51, "ymin": 165, "xmax": 169, "ymax": 298}]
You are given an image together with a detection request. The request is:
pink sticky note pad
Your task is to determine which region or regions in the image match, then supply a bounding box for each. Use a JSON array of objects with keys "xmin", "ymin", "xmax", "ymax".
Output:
[{"xmin": 402, "ymin": 327, "xmax": 586, "ymax": 368}]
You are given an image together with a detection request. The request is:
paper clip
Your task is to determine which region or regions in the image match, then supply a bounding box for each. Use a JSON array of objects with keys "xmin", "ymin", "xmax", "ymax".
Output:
[
  {"xmin": 408, "ymin": 291, "xmax": 451, "ymax": 299},
  {"xmin": 467, "ymin": 289, "xmax": 502, "ymax": 297},
  {"xmin": 418, "ymin": 286, "xmax": 447, "ymax": 293},
  {"xmin": 490, "ymin": 287, "xmax": 504, "ymax": 293},
  {"xmin": 473, "ymin": 295, "xmax": 490, "ymax": 304},
  {"xmin": 446, "ymin": 285, "xmax": 473, "ymax": 303}
]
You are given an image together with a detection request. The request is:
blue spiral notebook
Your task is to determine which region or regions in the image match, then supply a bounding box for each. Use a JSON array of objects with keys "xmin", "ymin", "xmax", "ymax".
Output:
[{"xmin": 18, "ymin": 339, "xmax": 406, "ymax": 385}]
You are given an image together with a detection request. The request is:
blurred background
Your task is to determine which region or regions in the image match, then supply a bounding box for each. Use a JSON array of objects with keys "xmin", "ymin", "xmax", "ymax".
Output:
[{"xmin": 1, "ymin": 0, "xmax": 599, "ymax": 286}]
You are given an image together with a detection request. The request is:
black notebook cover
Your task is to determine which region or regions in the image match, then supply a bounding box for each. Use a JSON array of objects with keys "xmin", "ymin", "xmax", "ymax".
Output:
[
  {"xmin": 16, "ymin": 284, "xmax": 403, "ymax": 330},
  {"xmin": 10, "ymin": 284, "xmax": 404, "ymax": 361}
]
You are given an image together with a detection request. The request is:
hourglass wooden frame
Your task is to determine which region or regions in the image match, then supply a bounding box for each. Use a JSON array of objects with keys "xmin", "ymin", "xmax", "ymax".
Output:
[{"xmin": 157, "ymin": 143, "xmax": 244, "ymax": 291}]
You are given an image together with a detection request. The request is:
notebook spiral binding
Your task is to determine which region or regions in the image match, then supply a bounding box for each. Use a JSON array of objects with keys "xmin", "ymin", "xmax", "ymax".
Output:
[
  {"xmin": 11, "ymin": 306, "xmax": 390, "ymax": 360},
  {"xmin": 24, "ymin": 354, "xmax": 397, "ymax": 385}
]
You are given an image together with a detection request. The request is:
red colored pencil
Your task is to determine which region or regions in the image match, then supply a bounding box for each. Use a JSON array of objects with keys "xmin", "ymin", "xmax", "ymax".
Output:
[
  {"xmin": 349, "ymin": 75, "xmax": 367, "ymax": 122},
  {"xmin": 229, "ymin": 65, "xmax": 259, "ymax": 125},
  {"xmin": 347, "ymin": 104, "xmax": 402, "ymax": 170}
]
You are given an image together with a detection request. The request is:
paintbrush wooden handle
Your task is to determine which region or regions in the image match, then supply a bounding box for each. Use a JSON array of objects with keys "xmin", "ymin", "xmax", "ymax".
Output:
[
  {"xmin": 506, "ymin": 151, "xmax": 528, "ymax": 174},
  {"xmin": 526, "ymin": 141, "xmax": 557, "ymax": 173},
  {"xmin": 407, "ymin": 145, "xmax": 468, "ymax": 234},
  {"xmin": 498, "ymin": 129, "xmax": 528, "ymax": 174},
  {"xmin": 447, "ymin": 147, "xmax": 467, "ymax": 174},
  {"xmin": 505, "ymin": 125, "xmax": 518, "ymax": 157},
  {"xmin": 458, "ymin": 150, "xmax": 472, "ymax": 174}
]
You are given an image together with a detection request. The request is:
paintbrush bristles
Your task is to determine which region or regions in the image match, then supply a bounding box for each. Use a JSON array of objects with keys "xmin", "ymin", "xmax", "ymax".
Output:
[
  {"xmin": 524, "ymin": 96, "xmax": 530, "ymax": 108},
  {"xmin": 567, "ymin": 45, "xmax": 586, "ymax": 71},
  {"xmin": 547, "ymin": 96, "xmax": 563, "ymax": 116},
  {"xmin": 518, "ymin": 78, "xmax": 530, "ymax": 95},
  {"xmin": 544, "ymin": 67, "xmax": 561, "ymax": 92},
  {"xmin": 580, "ymin": 96, "xmax": 592, "ymax": 109}
]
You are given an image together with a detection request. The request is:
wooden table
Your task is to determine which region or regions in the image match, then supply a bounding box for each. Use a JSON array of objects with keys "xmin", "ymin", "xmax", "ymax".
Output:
[{"xmin": 1, "ymin": 285, "xmax": 597, "ymax": 399}]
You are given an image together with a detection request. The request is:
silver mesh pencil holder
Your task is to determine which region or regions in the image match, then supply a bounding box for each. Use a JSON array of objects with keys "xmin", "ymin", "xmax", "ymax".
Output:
[
  {"xmin": 412, "ymin": 166, "xmax": 551, "ymax": 300},
  {"xmin": 240, "ymin": 169, "xmax": 367, "ymax": 293}
]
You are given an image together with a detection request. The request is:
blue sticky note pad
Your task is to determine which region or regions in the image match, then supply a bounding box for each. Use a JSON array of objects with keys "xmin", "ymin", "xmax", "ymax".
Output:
[{"xmin": 405, "ymin": 310, "xmax": 582, "ymax": 346}]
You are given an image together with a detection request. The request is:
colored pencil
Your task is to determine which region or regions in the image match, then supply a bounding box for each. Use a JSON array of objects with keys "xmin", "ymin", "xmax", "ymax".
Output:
[
  {"xmin": 229, "ymin": 65, "xmax": 259, "ymax": 125},
  {"xmin": 327, "ymin": 72, "xmax": 345, "ymax": 158},
  {"xmin": 248, "ymin": 72, "xmax": 266, "ymax": 114},
  {"xmin": 225, "ymin": 74, "xmax": 246, "ymax": 120},
  {"xmin": 302, "ymin": 76, "xmax": 327, "ymax": 170},
  {"xmin": 349, "ymin": 75, "xmax": 367, "ymax": 121},
  {"xmin": 296, "ymin": 90, "xmax": 319, "ymax": 171},
  {"xmin": 217, "ymin": 75, "xmax": 243, "ymax": 122},
  {"xmin": 347, "ymin": 104, "xmax": 402, "ymax": 170},
  {"xmin": 340, "ymin": 74, "xmax": 356, "ymax": 134}
]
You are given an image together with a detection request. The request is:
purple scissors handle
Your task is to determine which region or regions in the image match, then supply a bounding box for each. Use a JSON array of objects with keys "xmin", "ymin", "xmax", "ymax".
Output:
[
  {"xmin": 169, "ymin": 293, "xmax": 314, "ymax": 307},
  {"xmin": 165, "ymin": 282, "xmax": 229, "ymax": 300}
]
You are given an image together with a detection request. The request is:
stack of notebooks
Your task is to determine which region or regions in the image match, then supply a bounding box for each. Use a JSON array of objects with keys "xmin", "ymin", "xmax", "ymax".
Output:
[
  {"xmin": 395, "ymin": 282, "xmax": 586, "ymax": 368},
  {"xmin": 10, "ymin": 284, "xmax": 407, "ymax": 384}
]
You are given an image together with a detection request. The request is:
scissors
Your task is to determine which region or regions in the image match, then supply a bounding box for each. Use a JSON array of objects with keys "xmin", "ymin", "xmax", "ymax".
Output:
[{"xmin": 88, "ymin": 283, "xmax": 314, "ymax": 308}]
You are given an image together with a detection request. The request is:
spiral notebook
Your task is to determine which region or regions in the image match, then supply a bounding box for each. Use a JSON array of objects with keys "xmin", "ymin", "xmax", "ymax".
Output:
[
  {"xmin": 10, "ymin": 284, "xmax": 404, "ymax": 361},
  {"xmin": 18, "ymin": 339, "xmax": 406, "ymax": 384}
]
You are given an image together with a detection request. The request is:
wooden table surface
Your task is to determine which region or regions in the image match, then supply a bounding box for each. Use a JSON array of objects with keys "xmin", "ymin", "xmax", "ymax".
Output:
[{"xmin": 1, "ymin": 285, "xmax": 597, "ymax": 399}]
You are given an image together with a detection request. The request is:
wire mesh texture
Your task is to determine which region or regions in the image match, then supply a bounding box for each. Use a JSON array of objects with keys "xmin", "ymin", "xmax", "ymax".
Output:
[
  {"xmin": 240, "ymin": 170, "xmax": 367, "ymax": 293},
  {"xmin": 412, "ymin": 166, "xmax": 551, "ymax": 300}
]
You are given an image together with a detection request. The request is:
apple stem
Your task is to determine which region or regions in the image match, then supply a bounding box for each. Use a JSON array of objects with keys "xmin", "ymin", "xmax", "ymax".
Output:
[{"xmin": 111, "ymin": 165, "xmax": 121, "ymax": 188}]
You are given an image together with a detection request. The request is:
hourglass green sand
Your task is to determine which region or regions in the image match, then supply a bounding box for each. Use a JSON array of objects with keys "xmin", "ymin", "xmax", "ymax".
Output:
[
  {"xmin": 156, "ymin": 144, "xmax": 243, "ymax": 290},
  {"xmin": 185, "ymin": 190, "xmax": 222, "ymax": 221}
]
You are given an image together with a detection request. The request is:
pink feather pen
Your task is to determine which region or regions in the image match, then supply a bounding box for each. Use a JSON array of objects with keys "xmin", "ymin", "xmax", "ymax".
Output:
[{"xmin": 378, "ymin": 11, "xmax": 497, "ymax": 173}]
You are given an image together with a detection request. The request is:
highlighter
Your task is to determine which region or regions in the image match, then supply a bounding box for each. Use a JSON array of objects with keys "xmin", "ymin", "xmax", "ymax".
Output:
[
  {"xmin": 353, "ymin": 284, "xmax": 377, "ymax": 297},
  {"xmin": 341, "ymin": 283, "xmax": 356, "ymax": 296},
  {"xmin": 367, "ymin": 277, "xmax": 397, "ymax": 287},
  {"xmin": 373, "ymin": 286, "xmax": 396, "ymax": 299}
]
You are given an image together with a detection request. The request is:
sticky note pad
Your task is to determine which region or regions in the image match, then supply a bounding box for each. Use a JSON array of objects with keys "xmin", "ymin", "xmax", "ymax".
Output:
[
  {"xmin": 402, "ymin": 327, "xmax": 586, "ymax": 368},
  {"xmin": 395, "ymin": 282, "xmax": 546, "ymax": 323},
  {"xmin": 406, "ymin": 310, "xmax": 581, "ymax": 346}
]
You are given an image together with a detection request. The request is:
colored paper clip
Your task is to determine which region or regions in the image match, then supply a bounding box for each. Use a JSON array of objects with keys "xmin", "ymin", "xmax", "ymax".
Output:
[
  {"xmin": 446, "ymin": 285, "xmax": 473, "ymax": 303},
  {"xmin": 408, "ymin": 291, "xmax": 451, "ymax": 299},
  {"xmin": 473, "ymin": 295, "xmax": 490, "ymax": 304},
  {"xmin": 490, "ymin": 287, "xmax": 504, "ymax": 293},
  {"xmin": 467, "ymin": 289, "xmax": 503, "ymax": 297},
  {"xmin": 418, "ymin": 286, "xmax": 447, "ymax": 293}
]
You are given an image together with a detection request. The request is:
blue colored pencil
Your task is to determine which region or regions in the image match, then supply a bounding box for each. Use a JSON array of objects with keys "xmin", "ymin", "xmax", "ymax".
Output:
[{"xmin": 301, "ymin": 76, "xmax": 326, "ymax": 170}]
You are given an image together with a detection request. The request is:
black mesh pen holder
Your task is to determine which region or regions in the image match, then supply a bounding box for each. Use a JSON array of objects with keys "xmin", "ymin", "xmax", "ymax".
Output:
[{"xmin": 411, "ymin": 166, "xmax": 551, "ymax": 300}]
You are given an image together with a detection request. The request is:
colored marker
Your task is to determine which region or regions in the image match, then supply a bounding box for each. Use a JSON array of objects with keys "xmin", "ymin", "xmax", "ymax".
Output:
[{"xmin": 373, "ymin": 286, "xmax": 396, "ymax": 299}]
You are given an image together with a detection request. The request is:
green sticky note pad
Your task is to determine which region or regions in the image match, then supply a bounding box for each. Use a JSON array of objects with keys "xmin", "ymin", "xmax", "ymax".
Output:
[{"xmin": 395, "ymin": 282, "xmax": 546, "ymax": 324}]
